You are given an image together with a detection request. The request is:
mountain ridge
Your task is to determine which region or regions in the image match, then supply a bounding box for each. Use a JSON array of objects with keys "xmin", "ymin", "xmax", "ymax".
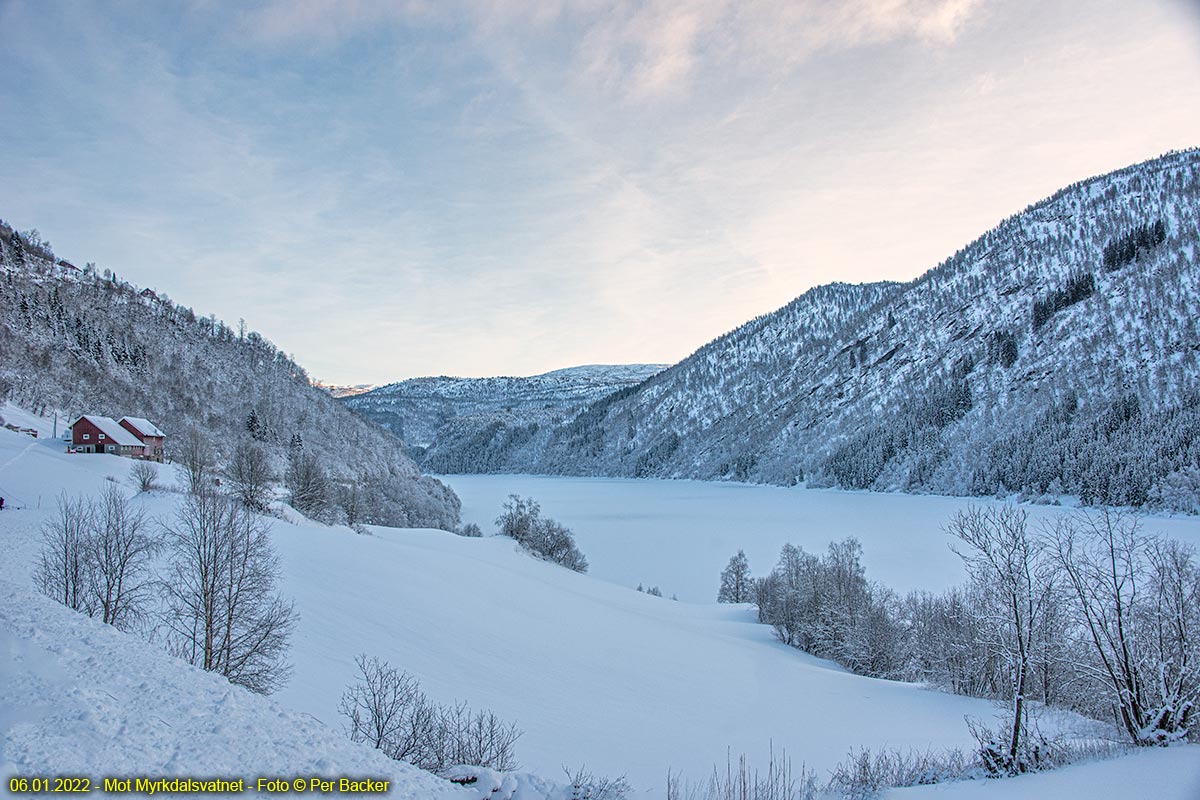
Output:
[
  {"xmin": 343, "ymin": 363, "xmax": 667, "ymax": 449},
  {"xmin": 400, "ymin": 149, "xmax": 1200, "ymax": 512}
]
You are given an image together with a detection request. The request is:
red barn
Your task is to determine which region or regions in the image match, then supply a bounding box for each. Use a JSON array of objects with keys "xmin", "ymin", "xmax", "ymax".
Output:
[
  {"xmin": 71, "ymin": 415, "xmax": 146, "ymax": 457},
  {"xmin": 119, "ymin": 417, "xmax": 166, "ymax": 462}
]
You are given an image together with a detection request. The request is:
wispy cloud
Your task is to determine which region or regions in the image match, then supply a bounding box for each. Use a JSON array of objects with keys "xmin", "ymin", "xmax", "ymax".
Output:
[
  {"xmin": 2, "ymin": 0, "xmax": 1198, "ymax": 383},
  {"xmin": 239, "ymin": 0, "xmax": 984, "ymax": 100}
]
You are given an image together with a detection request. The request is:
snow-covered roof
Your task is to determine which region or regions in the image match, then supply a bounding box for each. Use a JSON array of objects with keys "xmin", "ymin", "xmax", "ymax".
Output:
[
  {"xmin": 120, "ymin": 416, "xmax": 165, "ymax": 438},
  {"xmin": 74, "ymin": 415, "xmax": 144, "ymax": 447}
]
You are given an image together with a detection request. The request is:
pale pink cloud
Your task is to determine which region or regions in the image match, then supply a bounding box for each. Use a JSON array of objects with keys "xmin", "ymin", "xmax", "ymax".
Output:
[{"xmin": 238, "ymin": 1, "xmax": 984, "ymax": 98}]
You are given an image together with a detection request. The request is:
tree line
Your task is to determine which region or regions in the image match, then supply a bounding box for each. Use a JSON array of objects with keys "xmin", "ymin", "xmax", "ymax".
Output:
[{"xmin": 718, "ymin": 506, "xmax": 1199, "ymax": 771}]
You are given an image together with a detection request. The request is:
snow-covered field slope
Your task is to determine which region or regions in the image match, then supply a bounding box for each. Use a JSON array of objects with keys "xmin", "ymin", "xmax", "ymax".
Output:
[
  {"xmin": 441, "ymin": 474, "xmax": 1200, "ymax": 602},
  {"xmin": 0, "ymin": 428, "xmax": 469, "ymax": 799},
  {"xmin": 2, "ymin": 425, "xmax": 1198, "ymax": 799}
]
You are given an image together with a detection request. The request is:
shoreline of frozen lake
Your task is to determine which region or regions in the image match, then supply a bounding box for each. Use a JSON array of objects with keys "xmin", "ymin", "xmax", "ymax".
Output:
[{"xmin": 441, "ymin": 474, "xmax": 1200, "ymax": 602}]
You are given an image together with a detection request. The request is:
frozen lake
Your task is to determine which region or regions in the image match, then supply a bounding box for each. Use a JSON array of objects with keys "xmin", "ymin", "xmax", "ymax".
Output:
[{"xmin": 443, "ymin": 474, "xmax": 1200, "ymax": 602}]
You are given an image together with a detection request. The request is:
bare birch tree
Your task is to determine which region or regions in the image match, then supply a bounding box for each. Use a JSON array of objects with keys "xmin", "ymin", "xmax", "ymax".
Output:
[
  {"xmin": 34, "ymin": 493, "xmax": 95, "ymax": 613},
  {"xmin": 162, "ymin": 490, "xmax": 296, "ymax": 694},
  {"xmin": 948, "ymin": 505, "xmax": 1055, "ymax": 772},
  {"xmin": 88, "ymin": 486, "xmax": 157, "ymax": 630}
]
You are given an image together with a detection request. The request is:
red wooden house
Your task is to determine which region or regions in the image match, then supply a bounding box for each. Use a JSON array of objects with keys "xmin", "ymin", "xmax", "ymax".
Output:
[
  {"xmin": 70, "ymin": 415, "xmax": 146, "ymax": 457},
  {"xmin": 120, "ymin": 417, "xmax": 166, "ymax": 462}
]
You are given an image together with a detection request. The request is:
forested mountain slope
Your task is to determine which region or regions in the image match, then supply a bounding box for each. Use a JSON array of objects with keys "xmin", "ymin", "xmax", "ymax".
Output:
[
  {"xmin": 344, "ymin": 364, "xmax": 665, "ymax": 449},
  {"xmin": 0, "ymin": 228, "xmax": 460, "ymax": 529},
  {"xmin": 418, "ymin": 150, "xmax": 1200, "ymax": 512}
]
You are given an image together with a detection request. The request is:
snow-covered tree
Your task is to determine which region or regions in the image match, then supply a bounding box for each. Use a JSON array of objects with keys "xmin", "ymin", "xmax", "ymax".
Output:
[
  {"xmin": 495, "ymin": 494, "xmax": 587, "ymax": 572},
  {"xmin": 285, "ymin": 447, "xmax": 330, "ymax": 520},
  {"xmin": 948, "ymin": 505, "xmax": 1055, "ymax": 773},
  {"xmin": 1049, "ymin": 510, "xmax": 1200, "ymax": 744},
  {"xmin": 226, "ymin": 442, "xmax": 274, "ymax": 512},
  {"xmin": 717, "ymin": 549, "xmax": 753, "ymax": 603}
]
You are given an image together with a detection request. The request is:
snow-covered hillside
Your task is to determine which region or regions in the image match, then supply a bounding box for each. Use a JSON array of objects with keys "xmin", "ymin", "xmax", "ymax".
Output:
[
  {"xmin": 4, "ymin": 417, "xmax": 1199, "ymax": 799},
  {"xmin": 412, "ymin": 151, "xmax": 1200, "ymax": 513},
  {"xmin": 343, "ymin": 363, "xmax": 666, "ymax": 450},
  {"xmin": 0, "ymin": 230, "xmax": 461, "ymax": 530},
  {"xmin": 0, "ymin": 425, "xmax": 469, "ymax": 799}
]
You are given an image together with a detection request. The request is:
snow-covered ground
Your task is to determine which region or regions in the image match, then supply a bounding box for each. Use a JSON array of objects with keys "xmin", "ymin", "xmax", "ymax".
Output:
[
  {"xmin": 2, "ymin": 418, "xmax": 1198, "ymax": 799},
  {"xmin": 442, "ymin": 473, "xmax": 1200, "ymax": 602},
  {"xmin": 885, "ymin": 745, "xmax": 1200, "ymax": 800}
]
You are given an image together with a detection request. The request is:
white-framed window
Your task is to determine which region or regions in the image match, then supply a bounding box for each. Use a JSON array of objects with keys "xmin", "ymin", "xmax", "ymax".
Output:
[
  {"xmin": 83, "ymin": 433, "xmax": 90, "ymax": 440},
  {"xmin": 99, "ymin": 433, "xmax": 106, "ymax": 440}
]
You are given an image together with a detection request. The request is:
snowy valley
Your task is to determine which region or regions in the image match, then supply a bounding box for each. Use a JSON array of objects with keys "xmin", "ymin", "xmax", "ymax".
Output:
[
  {"xmin": 2, "ymin": 151, "xmax": 1200, "ymax": 800},
  {"xmin": 3, "ymin": 415, "xmax": 1199, "ymax": 799}
]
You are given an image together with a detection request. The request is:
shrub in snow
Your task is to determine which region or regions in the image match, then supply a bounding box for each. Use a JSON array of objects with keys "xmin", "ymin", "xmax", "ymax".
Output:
[
  {"xmin": 666, "ymin": 750, "xmax": 817, "ymax": 800},
  {"xmin": 129, "ymin": 460, "xmax": 158, "ymax": 493},
  {"xmin": 827, "ymin": 746, "xmax": 973, "ymax": 798},
  {"xmin": 340, "ymin": 654, "xmax": 522, "ymax": 773},
  {"xmin": 495, "ymin": 495, "xmax": 588, "ymax": 573},
  {"xmin": 562, "ymin": 766, "xmax": 631, "ymax": 800},
  {"xmin": 456, "ymin": 522, "xmax": 483, "ymax": 537}
]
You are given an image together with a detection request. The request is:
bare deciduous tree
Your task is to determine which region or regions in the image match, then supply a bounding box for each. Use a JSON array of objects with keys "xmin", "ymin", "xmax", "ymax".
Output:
[
  {"xmin": 130, "ymin": 460, "xmax": 158, "ymax": 493},
  {"xmin": 34, "ymin": 493, "xmax": 95, "ymax": 613},
  {"xmin": 285, "ymin": 447, "xmax": 331, "ymax": 520},
  {"xmin": 947, "ymin": 505, "xmax": 1055, "ymax": 772},
  {"xmin": 173, "ymin": 426, "xmax": 215, "ymax": 494},
  {"xmin": 225, "ymin": 442, "xmax": 275, "ymax": 511},
  {"xmin": 89, "ymin": 486, "xmax": 157, "ymax": 630},
  {"xmin": 35, "ymin": 488, "xmax": 158, "ymax": 631},
  {"xmin": 162, "ymin": 490, "xmax": 296, "ymax": 694},
  {"xmin": 1049, "ymin": 510, "xmax": 1199, "ymax": 743}
]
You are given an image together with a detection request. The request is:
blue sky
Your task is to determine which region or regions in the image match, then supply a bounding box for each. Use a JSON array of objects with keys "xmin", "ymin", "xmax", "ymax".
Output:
[{"xmin": 2, "ymin": 0, "xmax": 1198, "ymax": 384}]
